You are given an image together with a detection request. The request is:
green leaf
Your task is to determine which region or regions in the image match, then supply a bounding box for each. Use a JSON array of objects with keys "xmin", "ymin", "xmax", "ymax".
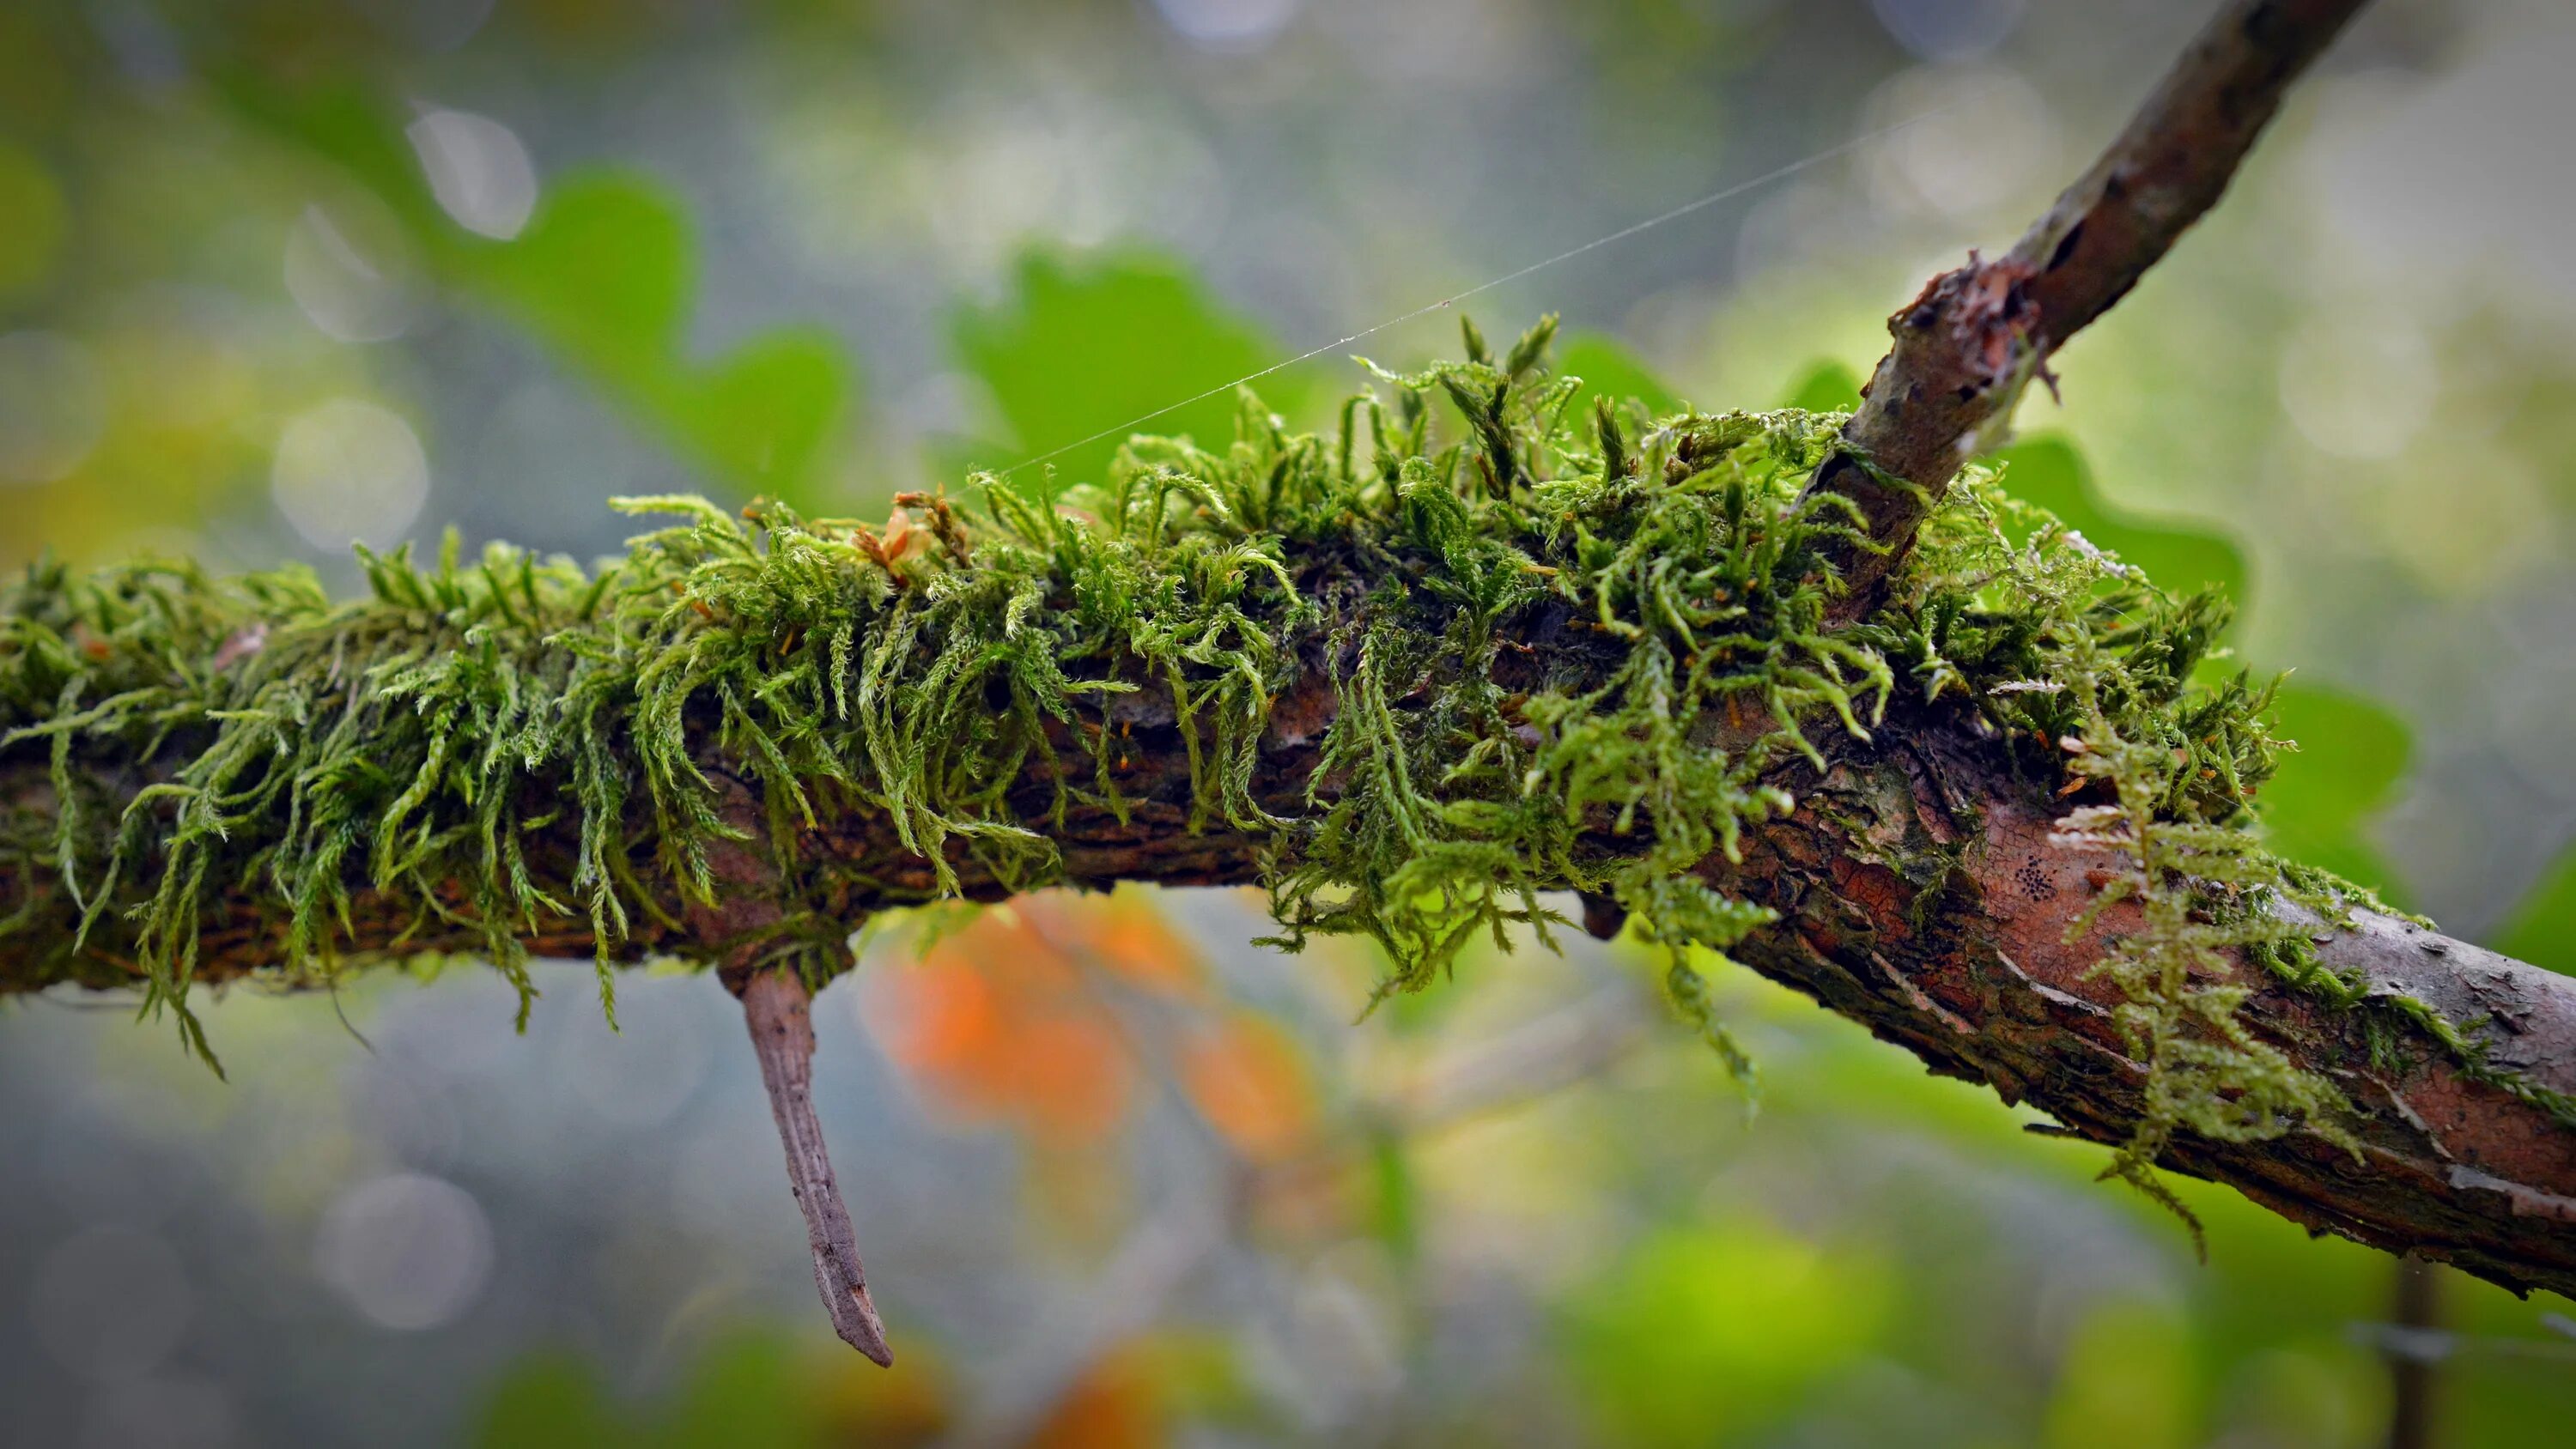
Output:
[
  {"xmin": 210, "ymin": 64, "xmax": 864, "ymax": 509},
  {"xmin": 1557, "ymin": 332, "xmax": 1684, "ymax": 419},
  {"xmin": 2258, "ymin": 682, "xmax": 2413, "ymax": 903},
  {"xmin": 1778, "ymin": 359, "xmax": 1862, "ymax": 414},
  {"xmin": 474, "ymin": 1332, "xmax": 829, "ymax": 1449},
  {"xmin": 2494, "ymin": 840, "xmax": 2576, "ymax": 976},
  {"xmin": 1565, "ymin": 1216, "xmax": 1892, "ymax": 1447},
  {"xmin": 1367, "ymin": 1128, "xmax": 1420, "ymax": 1263},
  {"xmin": 465, "ymin": 173, "xmax": 855, "ymax": 506},
  {"xmin": 1993, "ymin": 435, "xmax": 2249, "ymax": 605},
  {"xmin": 214, "ymin": 75, "xmax": 441, "ymax": 230},
  {"xmin": 475, "ymin": 1350, "xmax": 621, "ymax": 1449},
  {"xmin": 476, "ymin": 172, "xmax": 692, "ymax": 366},
  {"xmin": 2038, "ymin": 1299, "xmax": 2203, "ymax": 1449},
  {"xmin": 678, "ymin": 328, "xmax": 853, "ymax": 500},
  {"xmin": 949, "ymin": 249, "xmax": 1320, "ymax": 491},
  {"xmin": 654, "ymin": 1331, "xmax": 817, "ymax": 1448}
]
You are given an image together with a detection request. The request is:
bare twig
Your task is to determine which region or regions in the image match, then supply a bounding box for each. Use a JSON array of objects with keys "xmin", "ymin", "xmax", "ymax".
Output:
[
  {"xmin": 738, "ymin": 967, "xmax": 895, "ymax": 1367},
  {"xmin": 1809, "ymin": 0, "xmax": 2372, "ymax": 613}
]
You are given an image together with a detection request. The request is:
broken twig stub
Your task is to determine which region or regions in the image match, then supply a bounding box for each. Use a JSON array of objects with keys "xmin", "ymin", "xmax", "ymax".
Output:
[{"xmin": 738, "ymin": 968, "xmax": 894, "ymax": 1365}]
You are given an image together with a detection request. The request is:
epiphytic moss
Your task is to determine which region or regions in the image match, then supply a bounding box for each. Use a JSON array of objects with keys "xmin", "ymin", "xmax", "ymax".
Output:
[
  {"xmin": 0, "ymin": 317, "xmax": 2476, "ymax": 1220},
  {"xmin": 1880, "ymin": 482, "xmax": 2368, "ymax": 1244}
]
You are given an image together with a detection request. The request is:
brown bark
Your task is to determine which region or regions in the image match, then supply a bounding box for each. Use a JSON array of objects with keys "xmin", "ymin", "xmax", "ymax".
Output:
[
  {"xmin": 7, "ymin": 675, "xmax": 2575, "ymax": 1300},
  {"xmin": 1808, "ymin": 0, "xmax": 2372, "ymax": 613},
  {"xmin": 1714, "ymin": 712, "xmax": 2576, "ymax": 1300}
]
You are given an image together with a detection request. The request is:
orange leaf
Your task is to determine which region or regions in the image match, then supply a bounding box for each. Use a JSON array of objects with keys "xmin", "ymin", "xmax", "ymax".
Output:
[{"xmin": 1180, "ymin": 1013, "xmax": 1316, "ymax": 1164}]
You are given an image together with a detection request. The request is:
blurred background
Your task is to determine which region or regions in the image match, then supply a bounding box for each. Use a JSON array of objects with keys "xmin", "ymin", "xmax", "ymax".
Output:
[{"xmin": 4, "ymin": 0, "xmax": 2576, "ymax": 1444}]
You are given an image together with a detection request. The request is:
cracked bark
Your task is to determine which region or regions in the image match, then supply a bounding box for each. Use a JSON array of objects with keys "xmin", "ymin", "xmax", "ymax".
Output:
[{"xmin": 9, "ymin": 676, "xmax": 2576, "ymax": 1300}]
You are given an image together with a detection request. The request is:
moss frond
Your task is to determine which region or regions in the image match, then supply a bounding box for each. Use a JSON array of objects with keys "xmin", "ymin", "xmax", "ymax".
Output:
[{"xmin": 1889, "ymin": 478, "xmax": 2371, "ymax": 1244}]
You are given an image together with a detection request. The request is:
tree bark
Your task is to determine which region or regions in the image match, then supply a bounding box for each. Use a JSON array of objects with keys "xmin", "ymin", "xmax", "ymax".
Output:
[{"xmin": 7, "ymin": 668, "xmax": 2576, "ymax": 1300}]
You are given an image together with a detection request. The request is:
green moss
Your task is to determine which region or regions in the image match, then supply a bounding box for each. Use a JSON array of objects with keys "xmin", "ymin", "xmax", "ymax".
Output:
[
  {"xmin": 0, "ymin": 318, "xmax": 2537, "ymax": 1216},
  {"xmin": 1884, "ymin": 481, "xmax": 2386, "ymax": 1246}
]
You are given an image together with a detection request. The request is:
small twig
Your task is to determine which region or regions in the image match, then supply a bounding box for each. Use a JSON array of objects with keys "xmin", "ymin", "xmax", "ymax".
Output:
[
  {"xmin": 1808, "ymin": 0, "xmax": 2372, "ymax": 614},
  {"xmin": 738, "ymin": 967, "xmax": 895, "ymax": 1367}
]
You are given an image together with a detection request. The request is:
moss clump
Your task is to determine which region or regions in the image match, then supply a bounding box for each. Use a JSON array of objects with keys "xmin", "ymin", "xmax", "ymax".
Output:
[
  {"xmin": 1880, "ymin": 489, "xmax": 2367, "ymax": 1243},
  {"xmin": 0, "ymin": 318, "xmax": 2423, "ymax": 1216}
]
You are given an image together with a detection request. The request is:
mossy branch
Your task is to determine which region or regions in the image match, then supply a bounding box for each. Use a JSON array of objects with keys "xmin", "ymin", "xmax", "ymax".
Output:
[
  {"xmin": 5, "ymin": 366, "xmax": 2574, "ymax": 1306},
  {"xmin": 9, "ymin": 0, "xmax": 2574, "ymax": 1336}
]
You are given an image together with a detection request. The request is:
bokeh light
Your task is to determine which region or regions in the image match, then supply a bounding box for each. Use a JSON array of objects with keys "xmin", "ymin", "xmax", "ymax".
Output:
[
  {"xmin": 0, "ymin": 330, "xmax": 106, "ymax": 486},
  {"xmin": 313, "ymin": 1173, "xmax": 495, "ymax": 1333},
  {"xmin": 283, "ymin": 203, "xmax": 422, "ymax": 343},
  {"xmin": 1862, "ymin": 63, "xmax": 2056, "ymax": 222},
  {"xmin": 406, "ymin": 108, "xmax": 538, "ymax": 241},
  {"xmin": 1148, "ymin": 0, "xmax": 1304, "ymax": 53},
  {"xmin": 2277, "ymin": 310, "xmax": 2438, "ymax": 461},
  {"xmin": 269, "ymin": 397, "xmax": 431, "ymax": 550},
  {"xmin": 1870, "ymin": 0, "xmax": 2027, "ymax": 63}
]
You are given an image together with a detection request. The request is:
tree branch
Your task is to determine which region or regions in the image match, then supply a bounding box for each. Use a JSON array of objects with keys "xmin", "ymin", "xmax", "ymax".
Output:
[
  {"xmin": 7, "ymin": 0, "xmax": 2567, "ymax": 1331},
  {"xmin": 8, "ymin": 665, "xmax": 2574, "ymax": 1299},
  {"xmin": 1808, "ymin": 0, "xmax": 2372, "ymax": 611}
]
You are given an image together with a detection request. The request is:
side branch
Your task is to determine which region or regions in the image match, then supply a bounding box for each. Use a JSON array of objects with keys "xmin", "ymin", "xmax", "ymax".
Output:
[
  {"xmin": 738, "ymin": 966, "xmax": 895, "ymax": 1367},
  {"xmin": 1809, "ymin": 0, "xmax": 2371, "ymax": 608}
]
